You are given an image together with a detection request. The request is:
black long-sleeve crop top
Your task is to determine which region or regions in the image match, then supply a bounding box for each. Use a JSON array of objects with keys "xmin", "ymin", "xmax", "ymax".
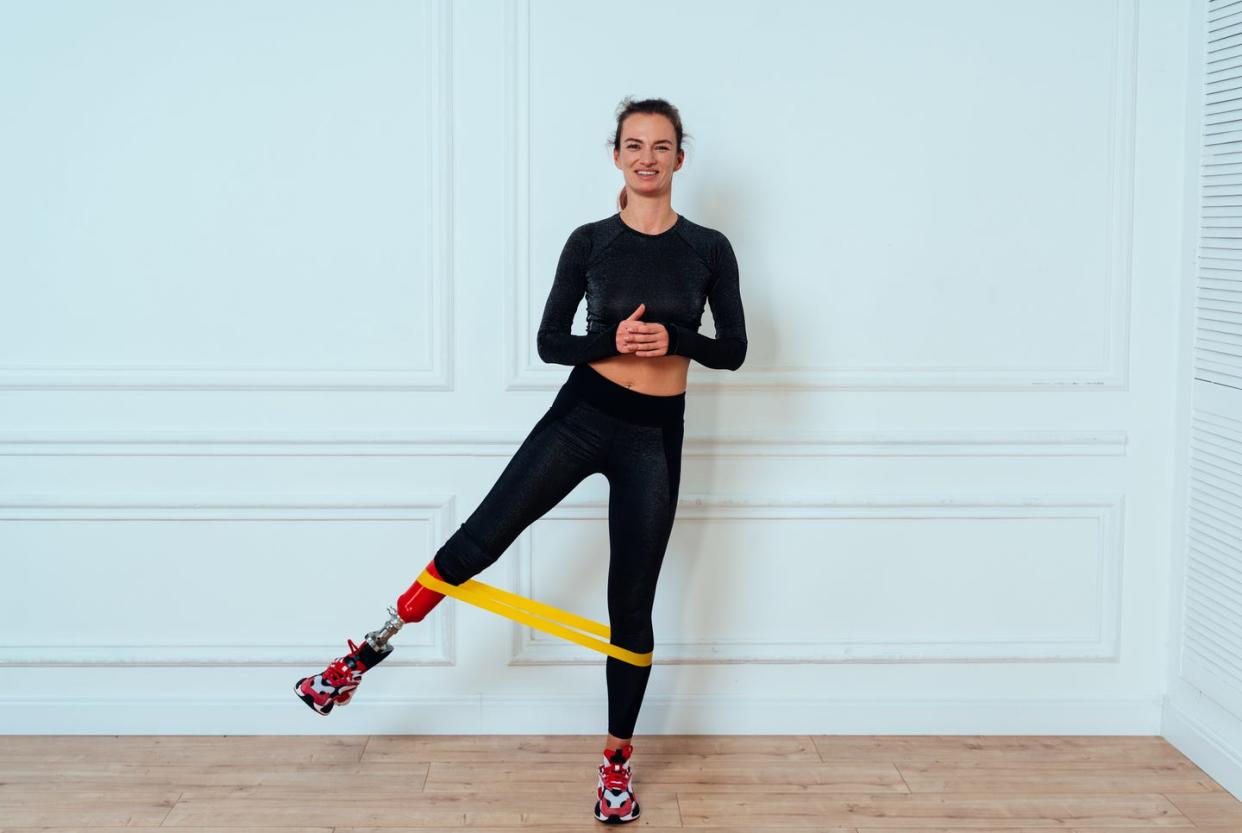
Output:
[{"xmin": 536, "ymin": 212, "xmax": 748, "ymax": 371}]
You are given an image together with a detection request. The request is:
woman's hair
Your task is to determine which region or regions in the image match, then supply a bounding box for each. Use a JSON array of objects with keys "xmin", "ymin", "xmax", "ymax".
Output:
[{"xmin": 611, "ymin": 96, "xmax": 690, "ymax": 210}]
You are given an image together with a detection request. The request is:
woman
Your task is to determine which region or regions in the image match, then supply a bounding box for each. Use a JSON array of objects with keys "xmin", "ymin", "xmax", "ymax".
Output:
[{"xmin": 294, "ymin": 96, "xmax": 747, "ymax": 825}]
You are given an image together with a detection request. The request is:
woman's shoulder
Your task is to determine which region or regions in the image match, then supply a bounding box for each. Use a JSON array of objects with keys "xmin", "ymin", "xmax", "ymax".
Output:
[
  {"xmin": 564, "ymin": 214, "xmax": 619, "ymax": 240},
  {"xmin": 674, "ymin": 215, "xmax": 733, "ymax": 262},
  {"xmin": 565, "ymin": 214, "xmax": 626, "ymax": 259}
]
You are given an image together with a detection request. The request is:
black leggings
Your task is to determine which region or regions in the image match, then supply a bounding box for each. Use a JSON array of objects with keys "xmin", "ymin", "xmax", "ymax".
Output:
[{"xmin": 432, "ymin": 363, "xmax": 685, "ymax": 739}]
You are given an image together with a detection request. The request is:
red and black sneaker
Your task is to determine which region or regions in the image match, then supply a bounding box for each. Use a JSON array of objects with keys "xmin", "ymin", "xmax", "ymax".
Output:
[
  {"xmin": 294, "ymin": 638, "xmax": 392, "ymax": 716},
  {"xmin": 594, "ymin": 742, "xmax": 640, "ymax": 824}
]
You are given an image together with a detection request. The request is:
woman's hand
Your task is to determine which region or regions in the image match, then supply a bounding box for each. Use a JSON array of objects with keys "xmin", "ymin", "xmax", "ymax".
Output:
[{"xmin": 616, "ymin": 303, "xmax": 669, "ymax": 357}]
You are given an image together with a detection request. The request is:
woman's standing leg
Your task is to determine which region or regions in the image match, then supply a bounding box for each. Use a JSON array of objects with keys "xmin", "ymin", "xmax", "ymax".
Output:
[
  {"xmin": 593, "ymin": 416, "xmax": 682, "ymax": 824},
  {"xmin": 602, "ymin": 416, "xmax": 684, "ymax": 741}
]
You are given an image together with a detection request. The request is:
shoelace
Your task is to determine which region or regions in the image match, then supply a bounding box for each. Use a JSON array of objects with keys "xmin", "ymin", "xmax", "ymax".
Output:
[
  {"xmin": 321, "ymin": 639, "xmax": 364, "ymax": 688},
  {"xmin": 599, "ymin": 759, "xmax": 632, "ymax": 792}
]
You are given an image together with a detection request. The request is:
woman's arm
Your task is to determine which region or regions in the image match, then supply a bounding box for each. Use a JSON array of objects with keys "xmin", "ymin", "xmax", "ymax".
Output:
[
  {"xmin": 664, "ymin": 234, "xmax": 748, "ymax": 371},
  {"xmin": 536, "ymin": 226, "xmax": 622, "ymax": 366}
]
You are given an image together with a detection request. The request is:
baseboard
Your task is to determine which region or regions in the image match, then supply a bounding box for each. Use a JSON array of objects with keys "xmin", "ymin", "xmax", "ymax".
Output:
[{"xmin": 1162, "ymin": 691, "xmax": 1242, "ymax": 800}]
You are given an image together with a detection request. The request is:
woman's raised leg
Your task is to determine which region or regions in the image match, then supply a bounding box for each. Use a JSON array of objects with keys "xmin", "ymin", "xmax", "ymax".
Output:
[
  {"xmin": 432, "ymin": 393, "xmax": 610, "ymax": 586},
  {"xmin": 295, "ymin": 389, "xmax": 609, "ymax": 716}
]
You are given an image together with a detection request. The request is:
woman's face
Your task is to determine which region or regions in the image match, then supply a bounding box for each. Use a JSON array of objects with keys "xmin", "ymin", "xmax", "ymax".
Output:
[{"xmin": 613, "ymin": 112, "xmax": 684, "ymax": 198}]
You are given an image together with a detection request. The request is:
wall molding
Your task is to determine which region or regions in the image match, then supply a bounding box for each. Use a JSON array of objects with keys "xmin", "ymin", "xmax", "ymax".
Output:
[
  {"xmin": 503, "ymin": 0, "xmax": 1137, "ymax": 391},
  {"xmin": 0, "ymin": 692, "xmax": 1162, "ymax": 735},
  {"xmin": 0, "ymin": 428, "xmax": 1128, "ymax": 457},
  {"xmin": 504, "ymin": 493, "xmax": 1125, "ymax": 665},
  {"xmin": 0, "ymin": 0, "xmax": 454, "ymax": 391},
  {"xmin": 0, "ymin": 495, "xmax": 458, "ymax": 667},
  {"xmin": 1, "ymin": 489, "xmax": 1126, "ymax": 667}
]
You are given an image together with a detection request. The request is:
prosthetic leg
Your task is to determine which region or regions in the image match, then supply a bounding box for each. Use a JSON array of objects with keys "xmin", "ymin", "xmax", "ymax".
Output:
[
  {"xmin": 295, "ymin": 555, "xmax": 653, "ymax": 716},
  {"xmin": 293, "ymin": 558, "xmax": 448, "ymax": 716}
]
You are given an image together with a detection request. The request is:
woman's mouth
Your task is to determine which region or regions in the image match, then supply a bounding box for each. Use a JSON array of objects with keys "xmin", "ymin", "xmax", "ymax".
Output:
[{"xmin": 636, "ymin": 170, "xmax": 658, "ymax": 178}]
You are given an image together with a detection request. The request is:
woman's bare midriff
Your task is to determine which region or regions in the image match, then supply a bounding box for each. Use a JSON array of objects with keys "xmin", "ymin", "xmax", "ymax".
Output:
[{"xmin": 588, "ymin": 353, "xmax": 690, "ymax": 396}]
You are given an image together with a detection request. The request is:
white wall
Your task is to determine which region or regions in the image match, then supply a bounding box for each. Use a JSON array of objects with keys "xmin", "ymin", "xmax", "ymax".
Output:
[{"xmin": 0, "ymin": 0, "xmax": 1190, "ymax": 736}]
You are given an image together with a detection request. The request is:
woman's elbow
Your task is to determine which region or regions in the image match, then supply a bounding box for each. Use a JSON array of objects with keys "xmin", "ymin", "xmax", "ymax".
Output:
[
  {"xmin": 725, "ymin": 340, "xmax": 747, "ymax": 371},
  {"xmin": 536, "ymin": 332, "xmax": 555, "ymax": 364}
]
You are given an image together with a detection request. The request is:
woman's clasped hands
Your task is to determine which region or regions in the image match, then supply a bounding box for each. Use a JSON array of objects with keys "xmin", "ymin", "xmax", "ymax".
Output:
[{"xmin": 615, "ymin": 302, "xmax": 669, "ymax": 357}]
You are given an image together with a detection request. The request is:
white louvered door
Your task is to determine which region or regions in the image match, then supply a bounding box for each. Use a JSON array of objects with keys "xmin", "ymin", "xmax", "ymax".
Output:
[{"xmin": 1180, "ymin": 0, "xmax": 1242, "ymax": 729}]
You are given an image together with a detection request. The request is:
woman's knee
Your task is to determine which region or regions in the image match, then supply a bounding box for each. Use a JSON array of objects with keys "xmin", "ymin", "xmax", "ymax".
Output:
[
  {"xmin": 609, "ymin": 617, "xmax": 655, "ymax": 655},
  {"xmin": 432, "ymin": 521, "xmax": 496, "ymax": 585},
  {"xmin": 606, "ymin": 572, "xmax": 661, "ymax": 654}
]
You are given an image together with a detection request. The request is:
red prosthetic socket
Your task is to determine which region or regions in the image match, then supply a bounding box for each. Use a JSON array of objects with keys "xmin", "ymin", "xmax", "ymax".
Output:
[{"xmin": 397, "ymin": 558, "xmax": 449, "ymax": 623}]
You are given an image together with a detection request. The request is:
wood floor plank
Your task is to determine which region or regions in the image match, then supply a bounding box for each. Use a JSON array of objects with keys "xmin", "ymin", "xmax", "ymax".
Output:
[
  {"xmin": 0, "ymin": 829, "xmax": 332, "ymax": 833},
  {"xmin": 0, "ymin": 786, "xmax": 180, "ymax": 827},
  {"xmin": 1065, "ymin": 829, "xmax": 1242, "ymax": 833},
  {"xmin": 161, "ymin": 786, "xmax": 683, "ymax": 827},
  {"xmin": 854, "ymin": 830, "xmax": 1197, "ymax": 833},
  {"xmin": 677, "ymin": 792, "xmax": 1194, "ymax": 828},
  {"xmin": 853, "ymin": 829, "xmax": 1192, "ymax": 833},
  {"xmin": 0, "ymin": 735, "xmax": 366, "ymax": 765},
  {"xmin": 424, "ymin": 759, "xmax": 907, "ymax": 794},
  {"xmin": 362, "ymin": 733, "xmax": 820, "ymax": 763},
  {"xmin": 333, "ymin": 828, "xmax": 852, "ymax": 833},
  {"xmin": 895, "ymin": 759, "xmax": 1223, "ymax": 794},
  {"xmin": 813, "ymin": 735, "xmax": 1186, "ymax": 764},
  {"xmin": 0, "ymin": 760, "xmax": 429, "ymax": 791},
  {"xmin": 1160, "ymin": 791, "xmax": 1242, "ymax": 828}
]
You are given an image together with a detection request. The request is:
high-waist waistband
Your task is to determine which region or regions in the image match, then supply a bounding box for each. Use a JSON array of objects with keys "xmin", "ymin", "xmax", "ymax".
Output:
[{"xmin": 563, "ymin": 363, "xmax": 685, "ymax": 426}]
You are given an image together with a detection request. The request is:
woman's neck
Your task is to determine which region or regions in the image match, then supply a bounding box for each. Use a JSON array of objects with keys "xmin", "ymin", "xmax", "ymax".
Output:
[{"xmin": 620, "ymin": 197, "xmax": 677, "ymax": 235}]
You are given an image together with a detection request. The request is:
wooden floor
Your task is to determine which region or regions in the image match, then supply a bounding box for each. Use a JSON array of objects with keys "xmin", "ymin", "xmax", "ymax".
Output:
[{"xmin": 0, "ymin": 734, "xmax": 1238, "ymax": 831}]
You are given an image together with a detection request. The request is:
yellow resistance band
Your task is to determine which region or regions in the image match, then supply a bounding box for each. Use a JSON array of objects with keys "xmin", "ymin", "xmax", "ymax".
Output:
[{"xmin": 415, "ymin": 569, "xmax": 653, "ymax": 667}]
